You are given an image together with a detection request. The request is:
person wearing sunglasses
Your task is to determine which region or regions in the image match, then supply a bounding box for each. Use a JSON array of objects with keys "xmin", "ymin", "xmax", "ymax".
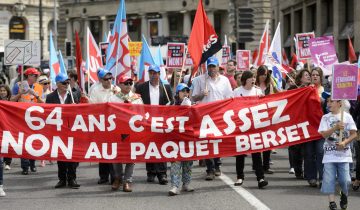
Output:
[
  {"xmin": 38, "ymin": 75, "xmax": 51, "ymax": 102},
  {"xmin": 89, "ymin": 68, "xmax": 120, "ymax": 185},
  {"xmin": 46, "ymin": 73, "xmax": 81, "ymax": 189},
  {"xmin": 109, "ymin": 75, "xmax": 142, "ymax": 192},
  {"xmin": 10, "ymin": 67, "xmax": 44, "ymax": 175},
  {"xmin": 135, "ymin": 64, "xmax": 173, "ymax": 185}
]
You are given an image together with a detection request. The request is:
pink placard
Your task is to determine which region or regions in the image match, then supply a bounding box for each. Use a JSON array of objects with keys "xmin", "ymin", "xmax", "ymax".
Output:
[
  {"xmin": 309, "ymin": 36, "xmax": 338, "ymax": 75},
  {"xmin": 331, "ymin": 64, "xmax": 358, "ymax": 100},
  {"xmin": 236, "ymin": 50, "xmax": 250, "ymax": 71}
]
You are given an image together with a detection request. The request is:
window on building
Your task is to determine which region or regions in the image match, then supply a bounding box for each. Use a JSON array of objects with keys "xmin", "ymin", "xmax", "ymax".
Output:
[
  {"xmin": 169, "ymin": 13, "xmax": 184, "ymax": 36},
  {"xmin": 345, "ymin": 0, "xmax": 354, "ymax": 23},
  {"xmin": 283, "ymin": 13, "xmax": 291, "ymax": 51},
  {"xmin": 294, "ymin": 9, "xmax": 302, "ymax": 34},
  {"xmin": 89, "ymin": 20, "xmax": 101, "ymax": 44},
  {"xmin": 128, "ymin": 16, "xmax": 141, "ymax": 41},
  {"xmin": 214, "ymin": 12, "xmax": 222, "ymax": 42},
  {"xmin": 9, "ymin": 16, "xmax": 26, "ymax": 40},
  {"xmin": 306, "ymin": 4, "xmax": 316, "ymax": 32},
  {"xmin": 323, "ymin": 0, "xmax": 333, "ymax": 27}
]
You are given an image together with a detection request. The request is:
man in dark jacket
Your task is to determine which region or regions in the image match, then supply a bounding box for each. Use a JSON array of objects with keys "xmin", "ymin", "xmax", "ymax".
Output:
[
  {"xmin": 135, "ymin": 64, "xmax": 173, "ymax": 185},
  {"xmin": 46, "ymin": 73, "xmax": 80, "ymax": 189}
]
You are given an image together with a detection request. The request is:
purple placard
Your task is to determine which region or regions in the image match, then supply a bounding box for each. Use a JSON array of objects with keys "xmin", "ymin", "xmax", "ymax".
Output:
[
  {"xmin": 331, "ymin": 64, "xmax": 358, "ymax": 100},
  {"xmin": 309, "ymin": 36, "xmax": 338, "ymax": 76}
]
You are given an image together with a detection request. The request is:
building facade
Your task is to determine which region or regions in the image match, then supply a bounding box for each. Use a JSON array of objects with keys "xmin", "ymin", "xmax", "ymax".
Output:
[
  {"xmin": 271, "ymin": 0, "xmax": 360, "ymax": 62},
  {"xmin": 58, "ymin": 0, "xmax": 271, "ymax": 60},
  {"xmin": 0, "ymin": 0, "xmax": 56, "ymax": 61}
]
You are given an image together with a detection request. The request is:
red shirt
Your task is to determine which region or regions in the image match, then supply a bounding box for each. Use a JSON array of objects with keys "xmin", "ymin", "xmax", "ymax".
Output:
[{"xmin": 225, "ymin": 73, "xmax": 237, "ymax": 89}]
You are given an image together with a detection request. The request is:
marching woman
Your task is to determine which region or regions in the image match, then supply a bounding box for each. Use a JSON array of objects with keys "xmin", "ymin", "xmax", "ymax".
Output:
[
  {"xmin": 0, "ymin": 84, "xmax": 12, "ymax": 172},
  {"xmin": 233, "ymin": 71, "xmax": 268, "ymax": 189},
  {"xmin": 168, "ymin": 83, "xmax": 194, "ymax": 196},
  {"xmin": 287, "ymin": 69, "xmax": 311, "ymax": 179},
  {"xmin": 255, "ymin": 65, "xmax": 277, "ymax": 174}
]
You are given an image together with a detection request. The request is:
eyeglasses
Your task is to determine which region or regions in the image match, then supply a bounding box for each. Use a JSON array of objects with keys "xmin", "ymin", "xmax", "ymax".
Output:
[
  {"xmin": 103, "ymin": 77, "xmax": 113, "ymax": 81},
  {"xmin": 42, "ymin": 82, "xmax": 50, "ymax": 85},
  {"xmin": 122, "ymin": 81, "xmax": 133, "ymax": 86},
  {"xmin": 61, "ymin": 81, "xmax": 69, "ymax": 85}
]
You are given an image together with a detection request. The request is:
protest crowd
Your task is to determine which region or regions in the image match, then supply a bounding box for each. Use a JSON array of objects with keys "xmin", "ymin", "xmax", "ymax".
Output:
[{"xmin": 1, "ymin": 1, "xmax": 360, "ymax": 210}]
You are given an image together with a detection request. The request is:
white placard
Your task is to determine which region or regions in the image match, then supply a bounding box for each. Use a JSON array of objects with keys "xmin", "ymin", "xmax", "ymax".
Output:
[{"xmin": 4, "ymin": 40, "xmax": 41, "ymax": 65}]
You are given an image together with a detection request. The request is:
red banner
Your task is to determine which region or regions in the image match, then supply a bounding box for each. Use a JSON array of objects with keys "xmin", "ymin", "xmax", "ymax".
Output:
[{"xmin": 0, "ymin": 87, "xmax": 322, "ymax": 163}]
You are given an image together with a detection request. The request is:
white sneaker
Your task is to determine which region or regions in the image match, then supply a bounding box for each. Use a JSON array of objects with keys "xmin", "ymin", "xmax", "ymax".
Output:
[
  {"xmin": 289, "ymin": 168, "xmax": 295, "ymax": 174},
  {"xmin": 181, "ymin": 184, "xmax": 194, "ymax": 192},
  {"xmin": 4, "ymin": 165, "xmax": 11, "ymax": 170},
  {"xmin": 168, "ymin": 187, "xmax": 179, "ymax": 196},
  {"xmin": 0, "ymin": 185, "xmax": 6, "ymax": 197},
  {"xmin": 234, "ymin": 179, "xmax": 243, "ymax": 186}
]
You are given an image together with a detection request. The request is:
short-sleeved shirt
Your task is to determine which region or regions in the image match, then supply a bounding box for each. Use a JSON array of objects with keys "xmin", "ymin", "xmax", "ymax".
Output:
[
  {"xmin": 233, "ymin": 86, "xmax": 263, "ymax": 97},
  {"xmin": 191, "ymin": 74, "xmax": 233, "ymax": 103},
  {"xmin": 89, "ymin": 84, "xmax": 120, "ymax": 103},
  {"xmin": 318, "ymin": 112, "xmax": 357, "ymax": 163}
]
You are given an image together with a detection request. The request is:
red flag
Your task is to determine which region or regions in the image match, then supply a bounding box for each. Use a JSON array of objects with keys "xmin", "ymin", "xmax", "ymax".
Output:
[
  {"xmin": 253, "ymin": 20, "xmax": 270, "ymax": 67},
  {"xmin": 282, "ymin": 49, "xmax": 289, "ymax": 65},
  {"xmin": 252, "ymin": 48, "xmax": 258, "ymax": 64},
  {"xmin": 188, "ymin": 0, "xmax": 222, "ymax": 76},
  {"xmin": 348, "ymin": 36, "xmax": 357, "ymax": 63},
  {"xmin": 290, "ymin": 52, "xmax": 298, "ymax": 69},
  {"xmin": 75, "ymin": 31, "xmax": 83, "ymax": 91}
]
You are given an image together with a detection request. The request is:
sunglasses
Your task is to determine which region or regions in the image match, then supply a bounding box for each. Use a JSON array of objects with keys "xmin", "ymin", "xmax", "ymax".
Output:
[
  {"xmin": 181, "ymin": 89, "xmax": 190, "ymax": 93},
  {"xmin": 61, "ymin": 81, "xmax": 69, "ymax": 85},
  {"xmin": 29, "ymin": 74, "xmax": 38, "ymax": 77},
  {"xmin": 42, "ymin": 82, "xmax": 50, "ymax": 85},
  {"xmin": 103, "ymin": 77, "xmax": 113, "ymax": 81},
  {"xmin": 122, "ymin": 81, "xmax": 133, "ymax": 86}
]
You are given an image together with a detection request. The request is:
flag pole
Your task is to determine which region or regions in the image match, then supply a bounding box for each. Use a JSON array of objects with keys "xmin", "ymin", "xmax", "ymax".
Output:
[
  {"xmin": 177, "ymin": 47, "xmax": 189, "ymax": 85},
  {"xmin": 339, "ymin": 100, "xmax": 344, "ymax": 143}
]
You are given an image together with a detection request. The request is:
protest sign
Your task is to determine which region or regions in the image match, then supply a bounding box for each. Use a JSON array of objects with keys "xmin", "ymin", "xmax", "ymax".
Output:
[
  {"xmin": 236, "ymin": 50, "xmax": 251, "ymax": 71},
  {"xmin": 166, "ymin": 43, "xmax": 185, "ymax": 68},
  {"xmin": 0, "ymin": 87, "xmax": 322, "ymax": 163},
  {"xmin": 129, "ymin": 42, "xmax": 142, "ymax": 56},
  {"xmin": 331, "ymin": 64, "xmax": 358, "ymax": 100},
  {"xmin": 309, "ymin": 36, "xmax": 338, "ymax": 75},
  {"xmin": 222, "ymin": 46, "xmax": 231, "ymax": 66},
  {"xmin": 185, "ymin": 52, "xmax": 193, "ymax": 67},
  {"xmin": 295, "ymin": 32, "xmax": 315, "ymax": 60}
]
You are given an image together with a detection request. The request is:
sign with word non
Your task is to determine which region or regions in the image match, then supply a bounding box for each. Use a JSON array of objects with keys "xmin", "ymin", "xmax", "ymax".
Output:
[
  {"xmin": 167, "ymin": 43, "xmax": 185, "ymax": 68},
  {"xmin": 295, "ymin": 32, "xmax": 315, "ymax": 60}
]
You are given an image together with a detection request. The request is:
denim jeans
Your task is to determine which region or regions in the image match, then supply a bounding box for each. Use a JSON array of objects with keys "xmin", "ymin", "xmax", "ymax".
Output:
[
  {"xmin": 205, "ymin": 158, "xmax": 221, "ymax": 173},
  {"xmin": 304, "ymin": 139, "xmax": 325, "ymax": 181},
  {"xmin": 0, "ymin": 157, "xmax": 3, "ymax": 185},
  {"xmin": 321, "ymin": 162, "xmax": 351, "ymax": 195},
  {"xmin": 21, "ymin": 158, "xmax": 35, "ymax": 171},
  {"xmin": 355, "ymin": 141, "xmax": 360, "ymax": 180}
]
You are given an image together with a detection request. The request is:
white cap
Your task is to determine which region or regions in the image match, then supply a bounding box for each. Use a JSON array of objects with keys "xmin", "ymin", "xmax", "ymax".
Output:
[{"xmin": 43, "ymin": 68, "xmax": 50, "ymax": 74}]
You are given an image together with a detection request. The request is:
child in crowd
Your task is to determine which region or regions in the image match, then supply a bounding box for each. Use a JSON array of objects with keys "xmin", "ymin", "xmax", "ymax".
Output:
[{"xmin": 318, "ymin": 93, "xmax": 357, "ymax": 210}]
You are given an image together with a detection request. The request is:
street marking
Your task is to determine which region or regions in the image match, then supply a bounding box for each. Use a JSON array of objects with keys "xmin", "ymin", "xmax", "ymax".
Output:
[{"xmin": 219, "ymin": 173, "xmax": 271, "ymax": 210}]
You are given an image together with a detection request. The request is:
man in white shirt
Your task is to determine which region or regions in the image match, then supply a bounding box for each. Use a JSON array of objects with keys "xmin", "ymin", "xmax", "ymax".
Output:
[
  {"xmin": 191, "ymin": 57, "xmax": 233, "ymax": 181},
  {"xmin": 135, "ymin": 64, "xmax": 173, "ymax": 185},
  {"xmin": 89, "ymin": 68, "xmax": 120, "ymax": 185}
]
